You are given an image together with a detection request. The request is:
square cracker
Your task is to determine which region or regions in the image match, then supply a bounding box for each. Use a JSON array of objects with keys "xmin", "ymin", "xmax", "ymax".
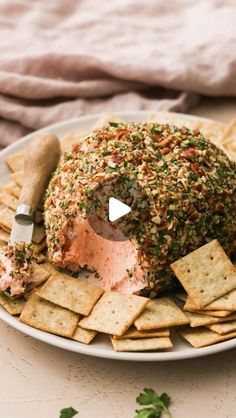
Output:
[
  {"xmin": 111, "ymin": 336, "xmax": 173, "ymax": 352},
  {"xmin": 11, "ymin": 170, "xmax": 23, "ymax": 187},
  {"xmin": 196, "ymin": 120, "xmax": 226, "ymax": 148},
  {"xmin": 0, "ymin": 241, "xmax": 5, "ymax": 250},
  {"xmin": 0, "ymin": 189, "xmax": 17, "ymax": 211},
  {"xmin": 5, "ymin": 151, "xmax": 25, "ymax": 173},
  {"xmin": 32, "ymin": 240, "xmax": 47, "ymax": 255},
  {"xmin": 40, "ymin": 261, "xmax": 58, "ymax": 275},
  {"xmin": 191, "ymin": 310, "xmax": 232, "ymax": 318},
  {"xmin": 20, "ymin": 293, "xmax": 78, "ymax": 337},
  {"xmin": 60, "ymin": 131, "xmax": 85, "ymax": 153},
  {"xmin": 113, "ymin": 326, "xmax": 169, "ymax": 340},
  {"xmin": 134, "ymin": 297, "xmax": 189, "ymax": 331},
  {"xmin": 185, "ymin": 311, "xmax": 236, "ymax": 327},
  {"xmin": 148, "ymin": 112, "xmax": 204, "ymax": 132},
  {"xmin": 32, "ymin": 225, "xmax": 45, "ymax": 244},
  {"xmin": 5, "ymin": 182, "xmax": 21, "ymax": 199},
  {"xmin": 221, "ymin": 119, "xmax": 236, "ymax": 162},
  {"xmin": 0, "ymin": 206, "xmax": 14, "ymax": 232},
  {"xmin": 207, "ymin": 320, "xmax": 236, "ymax": 335},
  {"xmin": 72, "ymin": 326, "xmax": 97, "ymax": 344},
  {"xmin": 183, "ymin": 301, "xmax": 231, "ymax": 317},
  {"xmin": 79, "ymin": 292, "xmax": 148, "ymax": 336},
  {"xmin": 179, "ymin": 327, "xmax": 222, "ymax": 348},
  {"xmin": 24, "ymin": 284, "xmax": 44, "ymax": 300},
  {"xmin": 34, "ymin": 211, "xmax": 44, "ymax": 224},
  {"xmin": 0, "ymin": 294, "xmax": 25, "ymax": 315},
  {"xmin": 92, "ymin": 113, "xmax": 125, "ymax": 130},
  {"xmin": 185, "ymin": 289, "xmax": 236, "ymax": 312},
  {"xmin": 22, "ymin": 263, "xmax": 50, "ymax": 300},
  {"xmin": 30, "ymin": 262, "xmax": 51, "ymax": 287},
  {"xmin": 179, "ymin": 326, "xmax": 236, "ymax": 348},
  {"xmin": 0, "ymin": 228, "xmax": 9, "ymax": 243},
  {"xmin": 171, "ymin": 240, "xmax": 236, "ymax": 308},
  {"xmin": 38, "ymin": 272, "xmax": 104, "ymax": 316},
  {"xmin": 34, "ymin": 254, "xmax": 46, "ymax": 264}
]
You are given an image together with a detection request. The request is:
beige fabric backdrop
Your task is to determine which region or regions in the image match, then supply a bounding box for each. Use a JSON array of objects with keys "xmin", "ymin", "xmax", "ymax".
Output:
[{"xmin": 0, "ymin": 0, "xmax": 235, "ymax": 146}]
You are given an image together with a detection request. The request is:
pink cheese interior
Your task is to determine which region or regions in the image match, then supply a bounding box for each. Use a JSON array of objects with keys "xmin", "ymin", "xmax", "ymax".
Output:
[
  {"xmin": 0, "ymin": 251, "xmax": 29, "ymax": 296},
  {"xmin": 62, "ymin": 216, "xmax": 146, "ymax": 294}
]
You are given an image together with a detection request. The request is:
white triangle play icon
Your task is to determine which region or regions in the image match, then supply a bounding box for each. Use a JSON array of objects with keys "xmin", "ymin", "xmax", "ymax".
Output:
[{"xmin": 108, "ymin": 197, "xmax": 131, "ymax": 222}]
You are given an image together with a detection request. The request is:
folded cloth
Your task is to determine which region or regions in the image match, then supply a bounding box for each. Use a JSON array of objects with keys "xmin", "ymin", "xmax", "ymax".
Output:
[{"xmin": 0, "ymin": 0, "xmax": 235, "ymax": 147}]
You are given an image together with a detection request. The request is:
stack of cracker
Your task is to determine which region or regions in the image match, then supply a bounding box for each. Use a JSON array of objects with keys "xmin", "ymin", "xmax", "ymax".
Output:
[
  {"xmin": 171, "ymin": 239, "xmax": 236, "ymax": 348},
  {"xmin": 19, "ymin": 272, "xmax": 183, "ymax": 351}
]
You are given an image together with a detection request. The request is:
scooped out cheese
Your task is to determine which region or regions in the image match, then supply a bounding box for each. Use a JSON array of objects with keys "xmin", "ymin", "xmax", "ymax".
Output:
[
  {"xmin": 0, "ymin": 243, "xmax": 34, "ymax": 296},
  {"xmin": 62, "ymin": 216, "xmax": 146, "ymax": 294}
]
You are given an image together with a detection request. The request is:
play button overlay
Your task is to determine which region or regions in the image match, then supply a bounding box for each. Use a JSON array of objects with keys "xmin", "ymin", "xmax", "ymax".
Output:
[
  {"xmin": 86, "ymin": 175, "xmax": 149, "ymax": 242},
  {"xmin": 108, "ymin": 197, "xmax": 131, "ymax": 222}
]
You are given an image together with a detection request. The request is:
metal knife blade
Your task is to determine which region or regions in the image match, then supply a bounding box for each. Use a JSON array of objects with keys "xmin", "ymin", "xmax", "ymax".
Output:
[
  {"xmin": 10, "ymin": 204, "xmax": 34, "ymax": 244},
  {"xmin": 10, "ymin": 218, "xmax": 34, "ymax": 244}
]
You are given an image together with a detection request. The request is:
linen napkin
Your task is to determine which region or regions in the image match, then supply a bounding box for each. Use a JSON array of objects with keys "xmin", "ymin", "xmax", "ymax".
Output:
[{"xmin": 0, "ymin": 0, "xmax": 235, "ymax": 147}]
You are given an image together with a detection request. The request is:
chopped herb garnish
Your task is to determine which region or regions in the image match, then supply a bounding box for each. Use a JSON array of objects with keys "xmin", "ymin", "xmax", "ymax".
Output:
[
  {"xmin": 133, "ymin": 133, "xmax": 142, "ymax": 141},
  {"xmin": 181, "ymin": 138, "xmax": 196, "ymax": 148},
  {"xmin": 156, "ymin": 247, "xmax": 162, "ymax": 257},
  {"xmin": 151, "ymin": 126, "xmax": 162, "ymax": 134},
  {"xmin": 135, "ymin": 387, "xmax": 172, "ymax": 418},
  {"xmin": 171, "ymin": 159, "xmax": 181, "ymax": 166},
  {"xmin": 109, "ymin": 121, "xmax": 120, "ymax": 127},
  {"xmin": 82, "ymin": 160, "xmax": 89, "ymax": 173},
  {"xmin": 59, "ymin": 201, "xmax": 70, "ymax": 209},
  {"xmin": 64, "ymin": 153, "xmax": 72, "ymax": 161},
  {"xmin": 158, "ymin": 231, "xmax": 167, "ymax": 245},
  {"xmin": 169, "ymin": 241, "xmax": 181, "ymax": 259},
  {"xmin": 188, "ymin": 172, "xmax": 198, "ymax": 181},
  {"xmin": 78, "ymin": 201, "xmax": 86, "ymax": 210},
  {"xmin": 167, "ymin": 185, "xmax": 175, "ymax": 192},
  {"xmin": 84, "ymin": 187, "xmax": 92, "ymax": 197},
  {"xmin": 2, "ymin": 290, "xmax": 12, "ymax": 298},
  {"xmin": 105, "ymin": 166, "xmax": 119, "ymax": 174},
  {"xmin": 198, "ymin": 138, "xmax": 207, "ymax": 149},
  {"xmin": 59, "ymin": 407, "xmax": 78, "ymax": 418},
  {"xmin": 102, "ymin": 149, "xmax": 110, "ymax": 156},
  {"xmin": 217, "ymin": 167, "xmax": 227, "ymax": 179}
]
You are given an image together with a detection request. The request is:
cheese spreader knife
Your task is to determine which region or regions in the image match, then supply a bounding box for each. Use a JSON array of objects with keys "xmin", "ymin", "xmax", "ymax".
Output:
[{"xmin": 10, "ymin": 133, "xmax": 61, "ymax": 244}]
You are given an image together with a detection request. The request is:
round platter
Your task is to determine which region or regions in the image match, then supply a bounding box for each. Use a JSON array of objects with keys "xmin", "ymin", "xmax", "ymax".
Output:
[{"xmin": 0, "ymin": 110, "xmax": 235, "ymax": 361}]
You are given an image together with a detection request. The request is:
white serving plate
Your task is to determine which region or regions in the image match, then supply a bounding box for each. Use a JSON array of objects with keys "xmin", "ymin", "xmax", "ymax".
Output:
[{"xmin": 0, "ymin": 110, "xmax": 235, "ymax": 361}]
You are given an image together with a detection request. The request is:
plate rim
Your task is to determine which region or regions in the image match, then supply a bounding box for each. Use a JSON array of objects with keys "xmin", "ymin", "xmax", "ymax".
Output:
[
  {"xmin": 1, "ymin": 305, "xmax": 236, "ymax": 361},
  {"xmin": 0, "ymin": 110, "xmax": 235, "ymax": 361}
]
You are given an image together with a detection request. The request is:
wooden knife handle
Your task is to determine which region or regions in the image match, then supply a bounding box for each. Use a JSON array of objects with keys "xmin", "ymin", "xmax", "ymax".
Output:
[{"xmin": 18, "ymin": 133, "xmax": 61, "ymax": 213}]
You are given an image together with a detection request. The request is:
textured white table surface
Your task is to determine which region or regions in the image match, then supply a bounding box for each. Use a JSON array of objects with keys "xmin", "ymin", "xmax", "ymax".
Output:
[{"xmin": 1, "ymin": 98, "xmax": 236, "ymax": 418}]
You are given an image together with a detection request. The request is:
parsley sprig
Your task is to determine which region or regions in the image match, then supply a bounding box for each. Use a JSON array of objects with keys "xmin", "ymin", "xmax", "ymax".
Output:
[
  {"xmin": 135, "ymin": 388, "xmax": 172, "ymax": 418},
  {"xmin": 58, "ymin": 388, "xmax": 172, "ymax": 418},
  {"xmin": 59, "ymin": 407, "xmax": 78, "ymax": 418}
]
